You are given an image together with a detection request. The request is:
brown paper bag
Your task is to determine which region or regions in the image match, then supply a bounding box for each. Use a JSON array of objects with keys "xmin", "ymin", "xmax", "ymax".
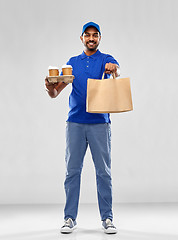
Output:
[{"xmin": 86, "ymin": 73, "xmax": 133, "ymax": 113}]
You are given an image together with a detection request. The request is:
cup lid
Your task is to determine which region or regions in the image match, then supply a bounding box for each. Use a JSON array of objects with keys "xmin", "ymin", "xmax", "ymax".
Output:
[
  {"xmin": 62, "ymin": 64, "xmax": 73, "ymax": 69},
  {"xmin": 48, "ymin": 66, "xmax": 59, "ymax": 70}
]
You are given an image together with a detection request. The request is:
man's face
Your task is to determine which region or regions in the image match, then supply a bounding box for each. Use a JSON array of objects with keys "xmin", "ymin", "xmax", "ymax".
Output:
[{"xmin": 80, "ymin": 27, "xmax": 101, "ymax": 51}]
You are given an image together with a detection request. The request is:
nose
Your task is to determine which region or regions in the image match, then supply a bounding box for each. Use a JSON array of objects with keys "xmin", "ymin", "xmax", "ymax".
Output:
[{"xmin": 89, "ymin": 35, "xmax": 94, "ymax": 41}]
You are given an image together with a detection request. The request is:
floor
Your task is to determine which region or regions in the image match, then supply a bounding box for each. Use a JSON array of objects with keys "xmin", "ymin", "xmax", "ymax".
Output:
[{"xmin": 0, "ymin": 203, "xmax": 178, "ymax": 240}]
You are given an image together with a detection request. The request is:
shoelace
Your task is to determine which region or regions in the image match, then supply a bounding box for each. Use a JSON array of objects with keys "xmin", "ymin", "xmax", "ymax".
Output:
[
  {"xmin": 105, "ymin": 219, "xmax": 115, "ymax": 228},
  {"xmin": 64, "ymin": 218, "xmax": 75, "ymax": 228}
]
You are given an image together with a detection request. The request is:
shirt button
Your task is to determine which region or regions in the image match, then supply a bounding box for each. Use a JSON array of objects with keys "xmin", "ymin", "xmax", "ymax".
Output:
[{"xmin": 86, "ymin": 66, "xmax": 89, "ymax": 67}]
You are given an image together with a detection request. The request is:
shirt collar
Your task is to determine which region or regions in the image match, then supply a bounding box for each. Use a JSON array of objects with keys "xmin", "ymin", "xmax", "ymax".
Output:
[{"xmin": 80, "ymin": 49, "xmax": 101, "ymax": 60}]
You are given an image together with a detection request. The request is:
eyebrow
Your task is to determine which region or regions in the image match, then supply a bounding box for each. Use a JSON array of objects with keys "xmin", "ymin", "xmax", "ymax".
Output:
[{"xmin": 84, "ymin": 32, "xmax": 99, "ymax": 34}]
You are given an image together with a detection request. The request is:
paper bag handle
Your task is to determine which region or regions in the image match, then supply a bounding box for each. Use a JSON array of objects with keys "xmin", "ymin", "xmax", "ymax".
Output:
[{"xmin": 102, "ymin": 72, "xmax": 116, "ymax": 80}]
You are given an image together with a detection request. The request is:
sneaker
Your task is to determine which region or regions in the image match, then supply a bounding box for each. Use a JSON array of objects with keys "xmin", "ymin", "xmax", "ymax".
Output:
[
  {"xmin": 102, "ymin": 218, "xmax": 117, "ymax": 234},
  {"xmin": 60, "ymin": 218, "xmax": 77, "ymax": 234}
]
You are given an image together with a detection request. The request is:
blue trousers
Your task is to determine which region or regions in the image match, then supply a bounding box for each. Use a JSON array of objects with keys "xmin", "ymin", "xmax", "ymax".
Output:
[{"xmin": 64, "ymin": 122, "xmax": 113, "ymax": 221}]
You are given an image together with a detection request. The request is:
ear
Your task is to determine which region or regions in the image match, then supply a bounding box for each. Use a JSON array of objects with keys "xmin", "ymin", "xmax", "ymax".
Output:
[{"xmin": 80, "ymin": 35, "xmax": 83, "ymax": 43}]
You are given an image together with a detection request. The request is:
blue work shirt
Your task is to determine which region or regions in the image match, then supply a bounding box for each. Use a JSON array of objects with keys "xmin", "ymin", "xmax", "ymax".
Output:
[{"xmin": 65, "ymin": 50, "xmax": 119, "ymax": 124}]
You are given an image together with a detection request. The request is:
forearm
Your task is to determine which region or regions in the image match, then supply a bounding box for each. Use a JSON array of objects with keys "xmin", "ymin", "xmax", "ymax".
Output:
[{"xmin": 55, "ymin": 82, "xmax": 68, "ymax": 97}]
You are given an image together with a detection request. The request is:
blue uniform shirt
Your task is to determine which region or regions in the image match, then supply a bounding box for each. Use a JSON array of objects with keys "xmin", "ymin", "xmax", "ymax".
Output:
[{"xmin": 65, "ymin": 50, "xmax": 119, "ymax": 124}]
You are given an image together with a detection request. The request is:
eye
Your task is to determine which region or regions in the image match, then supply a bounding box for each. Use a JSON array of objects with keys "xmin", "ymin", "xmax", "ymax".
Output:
[{"xmin": 93, "ymin": 34, "xmax": 99, "ymax": 38}]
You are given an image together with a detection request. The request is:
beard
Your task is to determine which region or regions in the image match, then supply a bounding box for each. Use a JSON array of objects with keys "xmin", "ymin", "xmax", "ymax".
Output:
[{"xmin": 85, "ymin": 40, "xmax": 99, "ymax": 51}]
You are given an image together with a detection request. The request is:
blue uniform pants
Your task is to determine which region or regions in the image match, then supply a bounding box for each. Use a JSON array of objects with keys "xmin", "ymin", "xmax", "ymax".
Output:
[{"xmin": 64, "ymin": 122, "xmax": 113, "ymax": 221}]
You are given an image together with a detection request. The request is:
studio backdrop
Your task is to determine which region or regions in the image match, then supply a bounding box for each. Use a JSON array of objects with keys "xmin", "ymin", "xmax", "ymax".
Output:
[{"xmin": 0, "ymin": 0, "xmax": 178, "ymax": 204}]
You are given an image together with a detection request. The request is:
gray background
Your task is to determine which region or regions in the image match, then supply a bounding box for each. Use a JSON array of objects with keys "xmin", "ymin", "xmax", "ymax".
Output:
[{"xmin": 0, "ymin": 0, "xmax": 178, "ymax": 204}]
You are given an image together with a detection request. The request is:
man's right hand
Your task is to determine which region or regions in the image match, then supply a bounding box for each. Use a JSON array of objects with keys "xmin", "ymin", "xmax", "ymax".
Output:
[
  {"xmin": 45, "ymin": 77, "xmax": 58, "ymax": 98},
  {"xmin": 45, "ymin": 77, "xmax": 68, "ymax": 98}
]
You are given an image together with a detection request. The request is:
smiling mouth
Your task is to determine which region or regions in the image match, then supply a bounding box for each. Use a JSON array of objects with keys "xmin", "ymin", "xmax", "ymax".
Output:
[{"xmin": 87, "ymin": 42, "xmax": 96, "ymax": 47}]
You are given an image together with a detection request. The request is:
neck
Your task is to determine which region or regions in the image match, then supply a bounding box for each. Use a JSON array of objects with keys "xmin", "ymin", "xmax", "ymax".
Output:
[{"xmin": 84, "ymin": 49, "xmax": 98, "ymax": 56}]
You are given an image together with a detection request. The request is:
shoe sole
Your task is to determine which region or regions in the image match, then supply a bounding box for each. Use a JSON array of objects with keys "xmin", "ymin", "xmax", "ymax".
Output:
[
  {"xmin": 60, "ymin": 225, "xmax": 77, "ymax": 234},
  {"xmin": 102, "ymin": 226, "xmax": 118, "ymax": 234}
]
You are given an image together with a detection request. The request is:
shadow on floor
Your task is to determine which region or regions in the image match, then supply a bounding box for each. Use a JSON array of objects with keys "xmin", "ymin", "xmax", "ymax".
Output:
[{"xmin": 0, "ymin": 228, "xmax": 178, "ymax": 240}]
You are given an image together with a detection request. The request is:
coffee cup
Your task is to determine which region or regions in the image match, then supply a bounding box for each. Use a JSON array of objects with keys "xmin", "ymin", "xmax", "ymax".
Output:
[
  {"xmin": 48, "ymin": 66, "xmax": 59, "ymax": 76},
  {"xmin": 62, "ymin": 65, "xmax": 73, "ymax": 75}
]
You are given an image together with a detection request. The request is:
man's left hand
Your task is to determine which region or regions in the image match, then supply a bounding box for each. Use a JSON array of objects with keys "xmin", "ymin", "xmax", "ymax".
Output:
[{"xmin": 105, "ymin": 63, "xmax": 119, "ymax": 75}]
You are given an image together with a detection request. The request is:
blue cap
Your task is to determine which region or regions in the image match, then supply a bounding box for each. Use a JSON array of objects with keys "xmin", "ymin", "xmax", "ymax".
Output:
[{"xmin": 82, "ymin": 22, "xmax": 101, "ymax": 35}]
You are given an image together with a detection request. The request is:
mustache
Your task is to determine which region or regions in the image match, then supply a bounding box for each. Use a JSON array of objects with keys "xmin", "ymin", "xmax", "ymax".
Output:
[{"xmin": 87, "ymin": 41, "xmax": 96, "ymax": 43}]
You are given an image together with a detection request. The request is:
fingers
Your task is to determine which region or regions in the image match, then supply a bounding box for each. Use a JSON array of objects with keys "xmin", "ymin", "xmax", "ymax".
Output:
[
  {"xmin": 45, "ymin": 77, "xmax": 50, "ymax": 86},
  {"xmin": 105, "ymin": 63, "xmax": 117, "ymax": 74},
  {"xmin": 45, "ymin": 79, "xmax": 49, "ymax": 86},
  {"xmin": 105, "ymin": 63, "xmax": 116, "ymax": 73},
  {"xmin": 45, "ymin": 77, "xmax": 55, "ymax": 86}
]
